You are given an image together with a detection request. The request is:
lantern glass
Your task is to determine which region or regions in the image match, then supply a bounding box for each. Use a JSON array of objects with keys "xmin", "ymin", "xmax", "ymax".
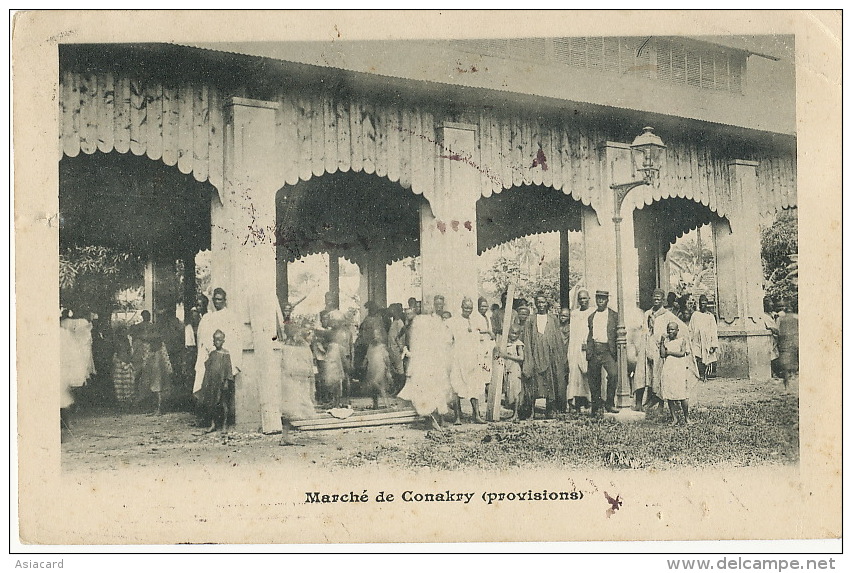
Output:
[{"xmin": 629, "ymin": 127, "xmax": 666, "ymax": 184}]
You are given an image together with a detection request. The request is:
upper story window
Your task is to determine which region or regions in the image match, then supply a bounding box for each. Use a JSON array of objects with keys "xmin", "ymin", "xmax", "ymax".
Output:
[{"xmin": 452, "ymin": 36, "xmax": 747, "ymax": 95}]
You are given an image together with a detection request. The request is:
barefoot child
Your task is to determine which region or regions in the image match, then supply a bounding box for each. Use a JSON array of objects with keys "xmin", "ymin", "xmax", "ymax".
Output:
[
  {"xmin": 659, "ymin": 322, "xmax": 694, "ymax": 426},
  {"xmin": 494, "ymin": 325, "xmax": 525, "ymax": 421},
  {"xmin": 198, "ymin": 329, "xmax": 234, "ymax": 437}
]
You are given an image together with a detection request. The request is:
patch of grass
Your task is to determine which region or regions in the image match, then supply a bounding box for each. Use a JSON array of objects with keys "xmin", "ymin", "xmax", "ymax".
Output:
[{"xmin": 341, "ymin": 393, "xmax": 798, "ymax": 471}]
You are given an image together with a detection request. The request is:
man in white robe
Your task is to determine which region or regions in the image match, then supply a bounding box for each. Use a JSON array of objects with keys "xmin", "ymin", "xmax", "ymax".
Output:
[
  {"xmin": 688, "ymin": 294, "xmax": 719, "ymax": 382},
  {"xmin": 449, "ymin": 297, "xmax": 487, "ymax": 424},
  {"xmin": 398, "ymin": 295, "xmax": 454, "ymax": 430}
]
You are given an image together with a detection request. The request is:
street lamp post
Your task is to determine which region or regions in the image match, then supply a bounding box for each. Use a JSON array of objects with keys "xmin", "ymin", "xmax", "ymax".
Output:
[{"xmin": 610, "ymin": 127, "xmax": 666, "ymax": 406}]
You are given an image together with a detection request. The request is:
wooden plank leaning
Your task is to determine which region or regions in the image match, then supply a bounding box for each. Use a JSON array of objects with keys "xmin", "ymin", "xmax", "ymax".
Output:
[{"xmin": 486, "ymin": 283, "xmax": 516, "ymax": 422}]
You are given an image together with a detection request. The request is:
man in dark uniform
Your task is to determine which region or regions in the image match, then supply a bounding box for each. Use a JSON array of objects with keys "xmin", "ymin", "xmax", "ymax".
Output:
[{"xmin": 586, "ymin": 290, "xmax": 619, "ymax": 414}]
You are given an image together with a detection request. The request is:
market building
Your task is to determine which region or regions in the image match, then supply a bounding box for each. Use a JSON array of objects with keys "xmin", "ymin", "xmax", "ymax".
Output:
[{"xmin": 59, "ymin": 37, "xmax": 796, "ymax": 429}]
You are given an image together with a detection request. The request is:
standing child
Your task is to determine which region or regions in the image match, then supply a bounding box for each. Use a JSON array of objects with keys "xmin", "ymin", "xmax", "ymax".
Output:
[
  {"xmin": 659, "ymin": 322, "xmax": 695, "ymax": 426},
  {"xmin": 494, "ymin": 325, "xmax": 525, "ymax": 421},
  {"xmin": 198, "ymin": 329, "xmax": 234, "ymax": 439},
  {"xmin": 363, "ymin": 326, "xmax": 392, "ymax": 409}
]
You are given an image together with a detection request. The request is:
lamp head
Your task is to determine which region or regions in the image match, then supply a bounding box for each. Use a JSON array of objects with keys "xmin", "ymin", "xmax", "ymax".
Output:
[{"xmin": 630, "ymin": 127, "xmax": 666, "ymax": 186}]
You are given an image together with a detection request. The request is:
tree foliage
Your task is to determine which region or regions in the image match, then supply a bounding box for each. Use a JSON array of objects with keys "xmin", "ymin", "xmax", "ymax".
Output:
[
  {"xmin": 667, "ymin": 231, "xmax": 716, "ymax": 297},
  {"xmin": 761, "ymin": 208, "xmax": 798, "ymax": 305},
  {"xmin": 481, "ymin": 237, "xmax": 583, "ymax": 307},
  {"xmin": 59, "ymin": 245, "xmax": 145, "ymax": 316}
]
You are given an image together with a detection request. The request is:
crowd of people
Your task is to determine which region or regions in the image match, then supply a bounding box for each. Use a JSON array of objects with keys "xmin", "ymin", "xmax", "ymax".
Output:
[
  {"xmin": 60, "ymin": 282, "xmax": 799, "ymax": 439},
  {"xmin": 59, "ymin": 297, "xmax": 205, "ymax": 435}
]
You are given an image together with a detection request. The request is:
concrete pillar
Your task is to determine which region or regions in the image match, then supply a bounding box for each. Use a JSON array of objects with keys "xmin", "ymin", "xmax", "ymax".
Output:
[
  {"xmin": 357, "ymin": 263, "xmax": 369, "ymax": 320},
  {"xmin": 713, "ymin": 160, "xmax": 772, "ymax": 380},
  {"xmin": 219, "ymin": 97, "xmax": 283, "ymax": 432},
  {"xmin": 660, "ymin": 251, "xmax": 672, "ymax": 295},
  {"xmin": 367, "ymin": 257, "xmax": 387, "ymax": 309},
  {"xmin": 183, "ymin": 252, "xmax": 196, "ymax": 318},
  {"xmin": 585, "ymin": 141, "xmax": 643, "ymax": 313},
  {"xmin": 275, "ymin": 255, "xmax": 288, "ymax": 312},
  {"xmin": 594, "ymin": 141, "xmax": 645, "ymax": 405},
  {"xmin": 328, "ymin": 253, "xmax": 340, "ymax": 309},
  {"xmin": 152, "ymin": 256, "xmax": 178, "ymax": 316},
  {"xmin": 142, "ymin": 254, "xmax": 178, "ymax": 317},
  {"xmin": 420, "ymin": 123, "xmax": 479, "ymax": 314},
  {"xmin": 559, "ymin": 230, "xmax": 571, "ymax": 308},
  {"xmin": 210, "ymin": 197, "xmax": 231, "ymax": 298},
  {"xmin": 357, "ymin": 256, "xmax": 387, "ymax": 316},
  {"xmin": 634, "ymin": 209, "xmax": 659, "ymax": 311},
  {"xmin": 620, "ymin": 198, "xmax": 640, "ymax": 311},
  {"xmin": 581, "ymin": 206, "xmax": 615, "ymax": 298}
]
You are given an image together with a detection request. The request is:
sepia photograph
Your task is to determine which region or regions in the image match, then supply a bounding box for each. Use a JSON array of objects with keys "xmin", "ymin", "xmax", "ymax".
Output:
[{"xmin": 12, "ymin": 10, "xmax": 841, "ymax": 549}]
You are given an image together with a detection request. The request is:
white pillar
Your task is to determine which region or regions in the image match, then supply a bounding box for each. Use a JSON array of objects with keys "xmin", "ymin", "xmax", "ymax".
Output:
[
  {"xmin": 581, "ymin": 205, "xmax": 615, "ymax": 297},
  {"xmin": 220, "ymin": 97, "xmax": 283, "ymax": 432},
  {"xmin": 713, "ymin": 160, "xmax": 771, "ymax": 380},
  {"xmin": 585, "ymin": 141, "xmax": 643, "ymax": 313},
  {"xmin": 420, "ymin": 122, "xmax": 480, "ymax": 314},
  {"xmin": 592, "ymin": 141, "xmax": 646, "ymax": 406},
  {"xmin": 357, "ymin": 264, "xmax": 369, "ymax": 321}
]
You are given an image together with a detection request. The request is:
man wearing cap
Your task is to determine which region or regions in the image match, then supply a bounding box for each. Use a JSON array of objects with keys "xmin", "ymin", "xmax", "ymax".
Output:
[{"xmin": 586, "ymin": 290, "xmax": 619, "ymax": 414}]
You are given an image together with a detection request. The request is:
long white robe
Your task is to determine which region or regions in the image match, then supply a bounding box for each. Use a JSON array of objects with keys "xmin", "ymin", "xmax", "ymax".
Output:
[
  {"xmin": 398, "ymin": 314, "xmax": 453, "ymax": 416},
  {"xmin": 193, "ymin": 307, "xmax": 243, "ymax": 393},
  {"xmin": 688, "ymin": 311, "xmax": 720, "ymax": 364},
  {"xmin": 60, "ymin": 318, "xmax": 94, "ymax": 408},
  {"xmin": 449, "ymin": 315, "xmax": 487, "ymax": 401},
  {"xmin": 567, "ymin": 307, "xmax": 593, "ymax": 400}
]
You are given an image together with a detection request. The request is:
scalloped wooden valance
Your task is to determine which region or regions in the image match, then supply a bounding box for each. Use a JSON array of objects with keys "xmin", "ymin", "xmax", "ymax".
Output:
[{"xmin": 59, "ymin": 69, "xmax": 796, "ymax": 221}]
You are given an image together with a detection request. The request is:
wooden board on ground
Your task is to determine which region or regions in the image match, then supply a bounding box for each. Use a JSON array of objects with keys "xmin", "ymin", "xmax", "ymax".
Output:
[
  {"xmin": 289, "ymin": 408, "xmax": 419, "ymax": 431},
  {"xmin": 487, "ymin": 283, "xmax": 515, "ymax": 422}
]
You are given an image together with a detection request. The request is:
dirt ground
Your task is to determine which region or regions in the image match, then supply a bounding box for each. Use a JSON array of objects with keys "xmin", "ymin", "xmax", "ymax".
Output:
[{"xmin": 61, "ymin": 375, "xmax": 799, "ymax": 474}]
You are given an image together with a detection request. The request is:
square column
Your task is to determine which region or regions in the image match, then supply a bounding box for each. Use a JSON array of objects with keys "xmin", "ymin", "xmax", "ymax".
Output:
[
  {"xmin": 182, "ymin": 253, "xmax": 196, "ymax": 317},
  {"xmin": 367, "ymin": 257, "xmax": 387, "ymax": 309},
  {"xmin": 275, "ymin": 256, "xmax": 288, "ymax": 312},
  {"xmin": 217, "ymin": 97, "xmax": 283, "ymax": 432},
  {"xmin": 591, "ymin": 141, "xmax": 645, "ymax": 406},
  {"xmin": 328, "ymin": 254, "xmax": 340, "ymax": 309},
  {"xmin": 152, "ymin": 256, "xmax": 178, "ymax": 315},
  {"xmin": 581, "ymin": 205, "xmax": 616, "ymax": 296},
  {"xmin": 357, "ymin": 257, "xmax": 387, "ymax": 317},
  {"xmin": 420, "ymin": 123, "xmax": 479, "ymax": 314},
  {"xmin": 633, "ymin": 209, "xmax": 660, "ymax": 310},
  {"xmin": 559, "ymin": 230, "xmax": 571, "ymax": 308},
  {"xmin": 713, "ymin": 160, "xmax": 772, "ymax": 380},
  {"xmin": 585, "ymin": 142, "xmax": 642, "ymax": 312}
]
